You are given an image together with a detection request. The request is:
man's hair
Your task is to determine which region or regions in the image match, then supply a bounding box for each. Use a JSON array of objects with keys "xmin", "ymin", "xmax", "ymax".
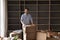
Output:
[{"xmin": 24, "ymin": 8, "xmax": 29, "ymax": 10}]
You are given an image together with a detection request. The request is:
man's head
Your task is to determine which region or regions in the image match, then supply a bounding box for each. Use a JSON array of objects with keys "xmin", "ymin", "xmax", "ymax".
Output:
[{"xmin": 24, "ymin": 8, "xmax": 29, "ymax": 14}]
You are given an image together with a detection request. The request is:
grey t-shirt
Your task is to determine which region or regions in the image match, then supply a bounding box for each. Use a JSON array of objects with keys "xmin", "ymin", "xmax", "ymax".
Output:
[{"xmin": 21, "ymin": 13, "xmax": 33, "ymax": 25}]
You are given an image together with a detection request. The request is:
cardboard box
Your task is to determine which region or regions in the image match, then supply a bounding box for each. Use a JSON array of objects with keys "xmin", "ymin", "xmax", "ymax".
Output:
[
  {"xmin": 26, "ymin": 26, "xmax": 36, "ymax": 40},
  {"xmin": 37, "ymin": 32, "xmax": 47, "ymax": 40},
  {"xmin": 3, "ymin": 37, "xmax": 11, "ymax": 40},
  {"xmin": 0, "ymin": 37, "xmax": 3, "ymax": 40},
  {"xmin": 0, "ymin": 38, "xmax": 1, "ymax": 40}
]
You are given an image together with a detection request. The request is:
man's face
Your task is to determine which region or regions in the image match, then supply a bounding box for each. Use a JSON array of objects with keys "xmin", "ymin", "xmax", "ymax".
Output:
[{"xmin": 24, "ymin": 9, "xmax": 29, "ymax": 14}]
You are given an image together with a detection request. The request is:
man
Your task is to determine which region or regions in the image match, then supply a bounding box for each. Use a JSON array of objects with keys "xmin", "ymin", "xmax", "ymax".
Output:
[{"xmin": 21, "ymin": 8, "xmax": 35, "ymax": 40}]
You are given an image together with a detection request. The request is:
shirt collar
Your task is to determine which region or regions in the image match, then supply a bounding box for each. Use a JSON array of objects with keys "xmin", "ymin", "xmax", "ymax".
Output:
[{"xmin": 24, "ymin": 13, "xmax": 29, "ymax": 15}]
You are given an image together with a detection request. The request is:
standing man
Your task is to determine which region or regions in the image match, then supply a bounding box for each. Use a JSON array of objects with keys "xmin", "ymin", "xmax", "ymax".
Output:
[{"xmin": 21, "ymin": 8, "xmax": 35, "ymax": 40}]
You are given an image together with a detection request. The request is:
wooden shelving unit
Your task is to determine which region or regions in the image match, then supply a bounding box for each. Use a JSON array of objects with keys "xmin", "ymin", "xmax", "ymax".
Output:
[
  {"xmin": 50, "ymin": 0, "xmax": 60, "ymax": 32},
  {"xmin": 7, "ymin": 0, "xmax": 60, "ymax": 40}
]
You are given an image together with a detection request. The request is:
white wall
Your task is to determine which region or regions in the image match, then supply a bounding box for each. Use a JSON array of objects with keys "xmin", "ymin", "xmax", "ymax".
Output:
[
  {"xmin": 0, "ymin": 0, "xmax": 1, "ymax": 36},
  {"xmin": 1, "ymin": 0, "xmax": 5, "ymax": 37},
  {"xmin": 0, "ymin": 0, "xmax": 7, "ymax": 37}
]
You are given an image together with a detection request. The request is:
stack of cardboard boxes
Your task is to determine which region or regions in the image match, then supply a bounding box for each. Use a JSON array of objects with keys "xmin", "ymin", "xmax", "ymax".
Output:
[{"xmin": 0, "ymin": 37, "xmax": 3, "ymax": 40}]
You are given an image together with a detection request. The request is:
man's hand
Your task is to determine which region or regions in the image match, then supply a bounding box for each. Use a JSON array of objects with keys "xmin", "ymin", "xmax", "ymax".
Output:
[
  {"xmin": 25, "ymin": 24, "xmax": 35, "ymax": 27},
  {"xmin": 31, "ymin": 24, "xmax": 36, "ymax": 27}
]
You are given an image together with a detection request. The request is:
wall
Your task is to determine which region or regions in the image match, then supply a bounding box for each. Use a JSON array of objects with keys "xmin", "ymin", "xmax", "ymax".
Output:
[
  {"xmin": 0, "ymin": 0, "xmax": 1, "ymax": 36},
  {"xmin": 0, "ymin": 0, "xmax": 7, "ymax": 37}
]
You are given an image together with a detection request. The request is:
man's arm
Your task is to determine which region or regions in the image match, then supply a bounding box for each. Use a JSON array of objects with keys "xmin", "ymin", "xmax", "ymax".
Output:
[
  {"xmin": 21, "ymin": 20, "xmax": 25, "ymax": 25},
  {"xmin": 21, "ymin": 15, "xmax": 25, "ymax": 25},
  {"xmin": 29, "ymin": 14, "xmax": 35, "ymax": 26},
  {"xmin": 29, "ymin": 15, "xmax": 33, "ymax": 24}
]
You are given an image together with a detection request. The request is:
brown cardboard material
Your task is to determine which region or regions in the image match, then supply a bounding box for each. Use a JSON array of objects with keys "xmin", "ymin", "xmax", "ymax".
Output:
[{"xmin": 37, "ymin": 32, "xmax": 47, "ymax": 40}]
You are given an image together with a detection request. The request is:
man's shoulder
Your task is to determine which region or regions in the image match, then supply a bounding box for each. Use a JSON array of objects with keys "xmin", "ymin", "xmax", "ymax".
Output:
[
  {"xmin": 28, "ymin": 14, "xmax": 32, "ymax": 17},
  {"xmin": 28, "ymin": 14, "xmax": 31, "ymax": 16},
  {"xmin": 22, "ymin": 13, "xmax": 25, "ymax": 15},
  {"xmin": 21, "ymin": 14, "xmax": 25, "ymax": 16}
]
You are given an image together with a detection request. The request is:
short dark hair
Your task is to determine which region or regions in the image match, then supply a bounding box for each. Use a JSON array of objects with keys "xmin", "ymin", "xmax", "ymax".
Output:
[{"xmin": 24, "ymin": 8, "xmax": 29, "ymax": 10}]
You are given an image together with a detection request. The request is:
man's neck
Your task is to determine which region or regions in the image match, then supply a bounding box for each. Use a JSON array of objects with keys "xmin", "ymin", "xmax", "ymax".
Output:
[{"xmin": 24, "ymin": 13, "xmax": 28, "ymax": 15}]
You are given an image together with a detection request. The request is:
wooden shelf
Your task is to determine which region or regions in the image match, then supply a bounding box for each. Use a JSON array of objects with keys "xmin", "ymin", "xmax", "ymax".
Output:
[
  {"xmin": 8, "ymin": 17, "xmax": 19, "ymax": 19},
  {"xmin": 8, "ymin": 11, "xmax": 60, "ymax": 12},
  {"xmin": 51, "ymin": 17, "xmax": 60, "ymax": 19},
  {"xmin": 8, "ymin": 17, "xmax": 49, "ymax": 19},
  {"xmin": 8, "ymin": 24, "xmax": 19, "ymax": 25},
  {"xmin": 7, "ymin": 0, "xmax": 60, "ymax": 39},
  {"xmin": 51, "ymin": 24, "xmax": 60, "ymax": 25},
  {"xmin": 8, "ymin": 0, "xmax": 60, "ymax": 33},
  {"xmin": 8, "ymin": 24, "xmax": 60, "ymax": 26}
]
